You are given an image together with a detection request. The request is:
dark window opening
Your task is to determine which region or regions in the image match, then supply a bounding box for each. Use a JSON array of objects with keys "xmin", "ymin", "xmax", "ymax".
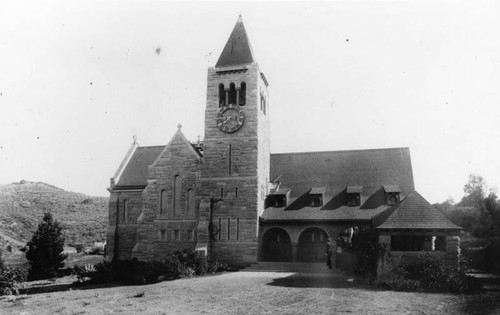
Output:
[
  {"xmin": 228, "ymin": 83, "xmax": 237, "ymax": 105},
  {"xmin": 391, "ymin": 235, "xmax": 438, "ymax": 251},
  {"xmin": 236, "ymin": 218, "xmax": 240, "ymax": 240},
  {"xmin": 347, "ymin": 193, "xmax": 360, "ymax": 206},
  {"xmin": 218, "ymin": 217, "xmax": 222, "ymax": 241},
  {"xmin": 227, "ymin": 218, "xmax": 231, "ymax": 240},
  {"xmin": 123, "ymin": 199, "xmax": 128, "ymax": 222},
  {"xmin": 160, "ymin": 190, "xmax": 167, "ymax": 215},
  {"xmin": 239, "ymin": 82, "xmax": 246, "ymax": 105},
  {"xmin": 220, "ymin": 187, "xmax": 224, "ymax": 200},
  {"xmin": 310, "ymin": 195, "xmax": 323, "ymax": 207},
  {"xmin": 387, "ymin": 193, "xmax": 400, "ymax": 206},
  {"xmin": 265, "ymin": 195, "xmax": 287, "ymax": 208},
  {"xmin": 219, "ymin": 84, "xmax": 225, "ymax": 107}
]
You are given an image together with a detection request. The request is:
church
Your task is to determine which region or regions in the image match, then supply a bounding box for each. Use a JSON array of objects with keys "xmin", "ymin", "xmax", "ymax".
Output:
[{"xmin": 106, "ymin": 17, "xmax": 461, "ymax": 267}]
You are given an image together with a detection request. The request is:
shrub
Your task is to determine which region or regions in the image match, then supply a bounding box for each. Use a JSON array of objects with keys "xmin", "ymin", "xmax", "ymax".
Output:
[
  {"xmin": 350, "ymin": 228, "xmax": 385, "ymax": 282},
  {"xmin": 26, "ymin": 212, "xmax": 67, "ymax": 280},
  {"xmin": 0, "ymin": 265, "xmax": 28, "ymax": 295},
  {"xmin": 75, "ymin": 250, "xmax": 227, "ymax": 285},
  {"xmin": 385, "ymin": 254, "xmax": 480, "ymax": 293}
]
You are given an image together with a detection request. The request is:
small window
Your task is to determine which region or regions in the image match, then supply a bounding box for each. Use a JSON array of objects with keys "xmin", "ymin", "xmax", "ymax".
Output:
[
  {"xmin": 218, "ymin": 218, "xmax": 222, "ymax": 241},
  {"xmin": 310, "ymin": 196, "xmax": 322, "ymax": 207},
  {"xmin": 161, "ymin": 230, "xmax": 166, "ymax": 241},
  {"xmin": 387, "ymin": 193, "xmax": 400, "ymax": 206},
  {"xmin": 160, "ymin": 190, "xmax": 167, "ymax": 214},
  {"xmin": 123, "ymin": 199, "xmax": 128, "ymax": 222},
  {"xmin": 187, "ymin": 230, "xmax": 194, "ymax": 241},
  {"xmin": 347, "ymin": 193, "xmax": 360, "ymax": 206},
  {"xmin": 227, "ymin": 218, "xmax": 231, "ymax": 240},
  {"xmin": 174, "ymin": 230, "xmax": 179, "ymax": 241},
  {"xmin": 236, "ymin": 218, "xmax": 240, "ymax": 240}
]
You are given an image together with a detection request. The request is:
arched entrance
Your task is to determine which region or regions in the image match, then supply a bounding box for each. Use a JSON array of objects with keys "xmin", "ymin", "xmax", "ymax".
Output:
[
  {"xmin": 262, "ymin": 228, "xmax": 292, "ymax": 262},
  {"xmin": 297, "ymin": 227, "xmax": 329, "ymax": 262}
]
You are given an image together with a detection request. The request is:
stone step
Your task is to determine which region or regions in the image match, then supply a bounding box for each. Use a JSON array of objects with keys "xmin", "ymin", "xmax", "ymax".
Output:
[{"xmin": 242, "ymin": 262, "xmax": 338, "ymax": 273}]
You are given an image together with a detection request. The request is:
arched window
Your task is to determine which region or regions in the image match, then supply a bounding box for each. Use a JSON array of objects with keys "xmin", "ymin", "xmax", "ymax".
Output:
[
  {"xmin": 239, "ymin": 82, "xmax": 246, "ymax": 105},
  {"xmin": 160, "ymin": 190, "xmax": 167, "ymax": 215},
  {"xmin": 173, "ymin": 175, "xmax": 182, "ymax": 216},
  {"xmin": 228, "ymin": 83, "xmax": 237, "ymax": 105},
  {"xmin": 218, "ymin": 84, "xmax": 225, "ymax": 107},
  {"xmin": 186, "ymin": 188, "xmax": 195, "ymax": 214}
]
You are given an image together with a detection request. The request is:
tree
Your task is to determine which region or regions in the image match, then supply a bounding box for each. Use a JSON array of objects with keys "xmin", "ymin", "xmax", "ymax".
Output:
[{"xmin": 26, "ymin": 212, "xmax": 67, "ymax": 280}]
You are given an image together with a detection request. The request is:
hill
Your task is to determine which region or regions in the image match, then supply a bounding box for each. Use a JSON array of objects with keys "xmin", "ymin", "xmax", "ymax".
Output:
[{"xmin": 0, "ymin": 181, "xmax": 108, "ymax": 253}]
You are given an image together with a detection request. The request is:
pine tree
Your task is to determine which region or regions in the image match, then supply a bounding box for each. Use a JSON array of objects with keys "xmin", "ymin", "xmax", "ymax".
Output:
[{"xmin": 26, "ymin": 212, "xmax": 67, "ymax": 280}]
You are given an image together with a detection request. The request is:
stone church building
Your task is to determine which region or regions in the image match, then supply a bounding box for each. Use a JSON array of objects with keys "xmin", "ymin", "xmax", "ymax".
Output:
[{"xmin": 106, "ymin": 17, "xmax": 461, "ymax": 266}]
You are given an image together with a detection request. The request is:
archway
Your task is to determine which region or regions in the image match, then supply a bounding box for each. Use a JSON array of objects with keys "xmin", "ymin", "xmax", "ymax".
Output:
[
  {"xmin": 297, "ymin": 227, "xmax": 329, "ymax": 262},
  {"xmin": 262, "ymin": 228, "xmax": 292, "ymax": 262}
]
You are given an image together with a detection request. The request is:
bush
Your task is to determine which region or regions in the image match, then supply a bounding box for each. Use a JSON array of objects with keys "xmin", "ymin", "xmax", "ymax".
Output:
[
  {"xmin": 385, "ymin": 254, "xmax": 480, "ymax": 293},
  {"xmin": 350, "ymin": 228, "xmax": 385, "ymax": 282},
  {"xmin": 26, "ymin": 212, "xmax": 67, "ymax": 280},
  {"xmin": 74, "ymin": 250, "xmax": 227, "ymax": 285},
  {"xmin": 0, "ymin": 265, "xmax": 28, "ymax": 295}
]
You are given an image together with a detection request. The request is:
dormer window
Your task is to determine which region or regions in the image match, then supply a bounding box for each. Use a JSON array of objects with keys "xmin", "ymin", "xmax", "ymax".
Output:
[
  {"xmin": 384, "ymin": 185, "xmax": 401, "ymax": 206},
  {"xmin": 309, "ymin": 187, "xmax": 325, "ymax": 207},
  {"xmin": 346, "ymin": 186, "xmax": 362, "ymax": 207},
  {"xmin": 266, "ymin": 188, "xmax": 290, "ymax": 208}
]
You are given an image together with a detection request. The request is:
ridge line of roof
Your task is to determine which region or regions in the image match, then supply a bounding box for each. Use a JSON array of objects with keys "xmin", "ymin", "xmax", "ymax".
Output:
[{"xmin": 271, "ymin": 147, "xmax": 410, "ymax": 156}]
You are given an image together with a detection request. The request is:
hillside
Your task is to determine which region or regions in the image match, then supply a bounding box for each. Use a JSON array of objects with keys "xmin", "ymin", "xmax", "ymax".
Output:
[{"xmin": 0, "ymin": 181, "xmax": 108, "ymax": 252}]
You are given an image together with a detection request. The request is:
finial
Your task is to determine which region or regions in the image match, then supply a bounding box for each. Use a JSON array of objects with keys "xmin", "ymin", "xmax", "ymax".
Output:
[
  {"xmin": 177, "ymin": 123, "xmax": 183, "ymax": 129},
  {"xmin": 133, "ymin": 135, "xmax": 138, "ymax": 145},
  {"xmin": 197, "ymin": 135, "xmax": 201, "ymax": 145},
  {"xmin": 238, "ymin": 13, "xmax": 242, "ymax": 21}
]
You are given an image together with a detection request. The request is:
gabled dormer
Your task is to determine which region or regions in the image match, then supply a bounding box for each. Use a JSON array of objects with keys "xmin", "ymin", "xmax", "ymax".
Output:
[
  {"xmin": 266, "ymin": 188, "xmax": 290, "ymax": 208},
  {"xmin": 309, "ymin": 187, "xmax": 325, "ymax": 207},
  {"xmin": 384, "ymin": 185, "xmax": 401, "ymax": 206},
  {"xmin": 346, "ymin": 186, "xmax": 362, "ymax": 206}
]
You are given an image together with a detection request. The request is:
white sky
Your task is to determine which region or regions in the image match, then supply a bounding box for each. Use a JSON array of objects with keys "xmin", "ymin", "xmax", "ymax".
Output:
[{"xmin": 1, "ymin": 1, "xmax": 499, "ymax": 203}]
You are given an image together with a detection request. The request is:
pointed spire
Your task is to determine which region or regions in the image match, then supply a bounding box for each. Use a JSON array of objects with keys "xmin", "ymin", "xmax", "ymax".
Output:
[{"xmin": 215, "ymin": 15, "xmax": 255, "ymax": 68}]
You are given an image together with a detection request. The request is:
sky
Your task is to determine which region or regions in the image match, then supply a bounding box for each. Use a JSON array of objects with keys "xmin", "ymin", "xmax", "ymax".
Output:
[{"xmin": 1, "ymin": 1, "xmax": 499, "ymax": 203}]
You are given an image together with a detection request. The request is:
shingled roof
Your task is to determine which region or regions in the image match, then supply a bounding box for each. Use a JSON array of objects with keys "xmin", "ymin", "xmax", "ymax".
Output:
[
  {"xmin": 377, "ymin": 191, "xmax": 462, "ymax": 230},
  {"xmin": 215, "ymin": 16, "xmax": 255, "ymax": 68},
  {"xmin": 270, "ymin": 147, "xmax": 414, "ymax": 199},
  {"xmin": 261, "ymin": 205, "xmax": 390, "ymax": 222},
  {"xmin": 115, "ymin": 146, "xmax": 165, "ymax": 188}
]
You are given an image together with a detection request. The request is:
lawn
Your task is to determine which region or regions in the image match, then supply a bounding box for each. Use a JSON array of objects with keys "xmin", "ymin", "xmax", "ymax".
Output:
[{"xmin": 1, "ymin": 271, "xmax": 499, "ymax": 315}]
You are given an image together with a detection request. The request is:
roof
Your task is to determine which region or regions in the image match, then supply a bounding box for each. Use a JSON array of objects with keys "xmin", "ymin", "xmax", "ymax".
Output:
[
  {"xmin": 261, "ymin": 206, "xmax": 390, "ymax": 222},
  {"xmin": 383, "ymin": 185, "xmax": 401, "ymax": 193},
  {"xmin": 377, "ymin": 191, "xmax": 462, "ymax": 230},
  {"xmin": 310, "ymin": 187, "xmax": 326, "ymax": 195},
  {"xmin": 270, "ymin": 147, "xmax": 414, "ymax": 199},
  {"xmin": 115, "ymin": 146, "xmax": 165, "ymax": 188},
  {"xmin": 270, "ymin": 187, "xmax": 290, "ymax": 195},
  {"xmin": 215, "ymin": 16, "xmax": 255, "ymax": 68},
  {"xmin": 347, "ymin": 186, "xmax": 363, "ymax": 193}
]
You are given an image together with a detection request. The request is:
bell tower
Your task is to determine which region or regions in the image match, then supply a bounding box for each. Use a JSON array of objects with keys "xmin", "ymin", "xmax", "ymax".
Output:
[{"xmin": 197, "ymin": 16, "xmax": 270, "ymax": 264}]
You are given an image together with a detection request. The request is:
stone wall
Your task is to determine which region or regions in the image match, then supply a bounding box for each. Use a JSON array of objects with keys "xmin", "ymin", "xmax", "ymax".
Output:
[
  {"xmin": 197, "ymin": 62, "xmax": 270, "ymax": 265},
  {"xmin": 132, "ymin": 131, "xmax": 202, "ymax": 261},
  {"xmin": 105, "ymin": 190, "xmax": 143, "ymax": 261}
]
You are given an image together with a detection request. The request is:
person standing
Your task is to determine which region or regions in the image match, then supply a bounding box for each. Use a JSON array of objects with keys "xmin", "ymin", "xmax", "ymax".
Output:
[{"xmin": 326, "ymin": 237, "xmax": 333, "ymax": 269}]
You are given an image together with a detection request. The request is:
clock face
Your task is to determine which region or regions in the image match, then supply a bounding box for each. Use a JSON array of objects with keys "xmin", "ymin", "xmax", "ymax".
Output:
[{"xmin": 216, "ymin": 105, "xmax": 245, "ymax": 133}]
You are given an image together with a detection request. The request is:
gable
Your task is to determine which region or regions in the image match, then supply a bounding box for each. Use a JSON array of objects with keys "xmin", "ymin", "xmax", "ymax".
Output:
[{"xmin": 377, "ymin": 191, "xmax": 462, "ymax": 230}]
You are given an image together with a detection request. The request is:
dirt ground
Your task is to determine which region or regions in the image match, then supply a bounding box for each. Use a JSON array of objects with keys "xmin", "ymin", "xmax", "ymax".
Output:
[{"xmin": 1, "ymin": 271, "xmax": 500, "ymax": 315}]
